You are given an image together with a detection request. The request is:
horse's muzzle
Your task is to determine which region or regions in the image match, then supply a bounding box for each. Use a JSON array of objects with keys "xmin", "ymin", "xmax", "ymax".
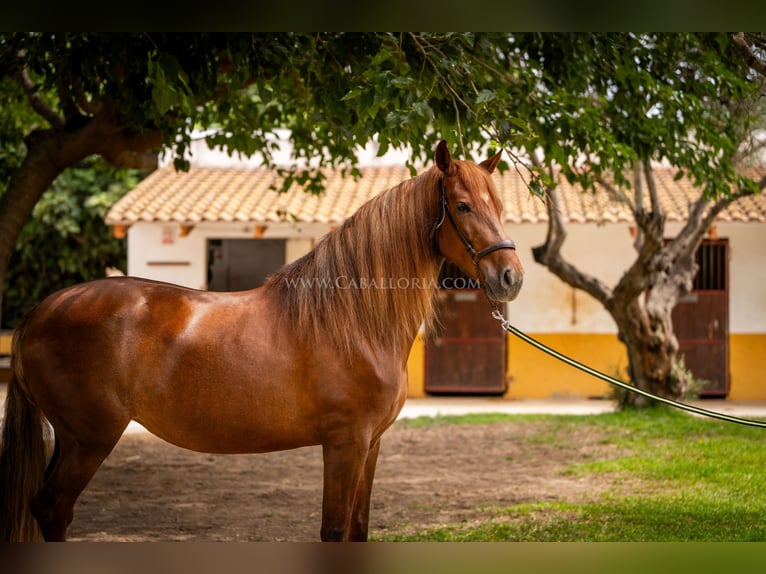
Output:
[{"xmin": 482, "ymin": 260, "xmax": 524, "ymax": 302}]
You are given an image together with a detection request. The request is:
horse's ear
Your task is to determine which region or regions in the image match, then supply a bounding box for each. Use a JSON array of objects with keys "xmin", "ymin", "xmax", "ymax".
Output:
[
  {"xmin": 479, "ymin": 150, "xmax": 503, "ymax": 174},
  {"xmin": 435, "ymin": 140, "xmax": 456, "ymax": 176}
]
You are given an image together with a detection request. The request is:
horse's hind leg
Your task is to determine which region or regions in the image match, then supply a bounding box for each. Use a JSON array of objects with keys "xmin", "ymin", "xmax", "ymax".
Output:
[{"xmin": 32, "ymin": 427, "xmax": 126, "ymax": 541}]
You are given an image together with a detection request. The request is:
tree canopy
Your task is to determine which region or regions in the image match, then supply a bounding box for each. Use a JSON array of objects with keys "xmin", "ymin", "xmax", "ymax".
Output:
[
  {"xmin": 4, "ymin": 33, "xmax": 759, "ymax": 196},
  {"xmin": 2, "ymin": 33, "xmax": 765, "ymax": 401}
]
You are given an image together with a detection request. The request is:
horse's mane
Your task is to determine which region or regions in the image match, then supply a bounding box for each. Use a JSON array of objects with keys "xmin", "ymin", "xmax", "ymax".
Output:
[{"xmin": 265, "ymin": 166, "xmax": 446, "ymax": 358}]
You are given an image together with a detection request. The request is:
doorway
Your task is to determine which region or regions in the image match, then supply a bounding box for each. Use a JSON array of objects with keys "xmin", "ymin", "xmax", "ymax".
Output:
[
  {"xmin": 671, "ymin": 238, "xmax": 730, "ymax": 397},
  {"xmin": 207, "ymin": 239, "xmax": 286, "ymax": 291},
  {"xmin": 424, "ymin": 261, "xmax": 508, "ymax": 395}
]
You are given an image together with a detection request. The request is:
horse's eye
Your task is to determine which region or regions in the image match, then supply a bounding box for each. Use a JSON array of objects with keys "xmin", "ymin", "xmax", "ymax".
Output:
[{"xmin": 456, "ymin": 202, "xmax": 471, "ymax": 213}]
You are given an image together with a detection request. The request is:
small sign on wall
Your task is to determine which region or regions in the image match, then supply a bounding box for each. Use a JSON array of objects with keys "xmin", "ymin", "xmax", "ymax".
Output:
[{"xmin": 162, "ymin": 226, "xmax": 175, "ymax": 245}]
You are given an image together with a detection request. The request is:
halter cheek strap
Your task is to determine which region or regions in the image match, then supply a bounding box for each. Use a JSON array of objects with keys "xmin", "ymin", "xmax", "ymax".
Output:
[{"xmin": 430, "ymin": 175, "xmax": 516, "ymax": 264}]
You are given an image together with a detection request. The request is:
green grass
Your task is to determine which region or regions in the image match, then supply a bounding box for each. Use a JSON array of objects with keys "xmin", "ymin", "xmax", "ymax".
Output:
[{"xmin": 377, "ymin": 407, "xmax": 766, "ymax": 541}]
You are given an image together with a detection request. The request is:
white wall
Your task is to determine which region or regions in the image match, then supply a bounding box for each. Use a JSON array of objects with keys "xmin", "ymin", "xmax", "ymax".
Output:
[
  {"xmin": 506, "ymin": 222, "xmax": 634, "ymax": 334},
  {"xmin": 719, "ymin": 223, "xmax": 766, "ymax": 334},
  {"xmin": 126, "ymin": 221, "xmax": 325, "ymax": 290},
  {"xmin": 126, "ymin": 217, "xmax": 766, "ymax": 334},
  {"xmin": 506, "ymin": 220, "xmax": 766, "ymax": 335},
  {"xmin": 127, "ymin": 223, "xmax": 207, "ymax": 289},
  {"xmin": 164, "ymin": 131, "xmax": 415, "ymax": 170},
  {"xmin": 126, "ymin": 217, "xmax": 636, "ymax": 333}
]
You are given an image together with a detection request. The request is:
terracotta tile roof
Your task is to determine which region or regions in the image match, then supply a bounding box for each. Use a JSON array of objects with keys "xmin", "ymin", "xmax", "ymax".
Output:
[{"xmin": 106, "ymin": 166, "xmax": 766, "ymax": 227}]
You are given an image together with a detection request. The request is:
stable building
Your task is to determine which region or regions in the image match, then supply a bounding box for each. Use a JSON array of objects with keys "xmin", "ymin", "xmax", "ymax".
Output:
[{"xmin": 105, "ymin": 164, "xmax": 766, "ymax": 401}]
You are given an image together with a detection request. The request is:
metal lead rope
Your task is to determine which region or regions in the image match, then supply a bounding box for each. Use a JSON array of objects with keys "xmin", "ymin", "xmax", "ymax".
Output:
[{"xmin": 490, "ymin": 308, "xmax": 766, "ymax": 429}]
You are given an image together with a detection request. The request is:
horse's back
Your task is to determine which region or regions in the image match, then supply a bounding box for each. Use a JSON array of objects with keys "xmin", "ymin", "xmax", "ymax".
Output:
[
  {"xmin": 19, "ymin": 277, "xmax": 221, "ymax": 371},
  {"xmin": 14, "ymin": 277, "xmax": 198, "ymax": 445},
  {"xmin": 15, "ymin": 277, "xmax": 349, "ymax": 453},
  {"xmin": 17, "ymin": 279, "xmax": 264, "ymax": 440}
]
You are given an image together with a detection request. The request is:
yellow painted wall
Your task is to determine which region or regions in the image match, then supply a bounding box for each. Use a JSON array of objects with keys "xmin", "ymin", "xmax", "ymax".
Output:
[
  {"xmin": 504, "ymin": 333, "xmax": 623, "ymax": 399},
  {"xmin": 5, "ymin": 324, "xmax": 760, "ymax": 399},
  {"xmin": 405, "ymin": 332, "xmax": 766, "ymax": 400},
  {"xmin": 406, "ymin": 334, "xmax": 426, "ymax": 398},
  {"xmin": 405, "ymin": 332, "xmax": 625, "ymax": 399},
  {"xmin": 728, "ymin": 334, "xmax": 766, "ymax": 400},
  {"xmin": 0, "ymin": 332, "xmax": 11, "ymax": 355}
]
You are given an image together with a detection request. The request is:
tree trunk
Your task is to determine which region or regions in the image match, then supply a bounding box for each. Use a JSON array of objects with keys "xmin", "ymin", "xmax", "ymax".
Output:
[
  {"xmin": 0, "ymin": 120, "xmax": 161, "ymax": 327},
  {"xmin": 530, "ymin": 158, "xmax": 761, "ymax": 408},
  {"xmin": 610, "ymin": 296, "xmax": 686, "ymax": 408},
  {"xmin": 0, "ymin": 131, "xmax": 76, "ymax": 327}
]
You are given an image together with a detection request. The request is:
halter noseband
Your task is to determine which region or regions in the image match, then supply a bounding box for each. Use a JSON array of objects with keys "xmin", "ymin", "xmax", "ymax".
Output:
[{"xmin": 430, "ymin": 175, "xmax": 516, "ymax": 264}]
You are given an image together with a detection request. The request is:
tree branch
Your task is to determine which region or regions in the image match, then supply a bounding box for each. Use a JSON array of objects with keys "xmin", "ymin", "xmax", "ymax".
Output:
[
  {"xmin": 732, "ymin": 32, "xmax": 766, "ymax": 79},
  {"xmin": 102, "ymin": 150, "xmax": 159, "ymax": 170},
  {"xmin": 632, "ymin": 163, "xmax": 643, "ymax": 211},
  {"xmin": 408, "ymin": 33, "xmax": 472, "ymax": 111},
  {"xmin": 532, "ymin": 180, "xmax": 614, "ymax": 307},
  {"xmin": 643, "ymin": 160, "xmax": 662, "ymax": 216},
  {"xmin": 669, "ymin": 174, "xmax": 764, "ymax": 265},
  {"xmin": 596, "ymin": 175, "xmax": 635, "ymax": 213},
  {"xmin": 611, "ymin": 165, "xmax": 668, "ymax": 305},
  {"xmin": 96, "ymin": 124, "xmax": 163, "ymax": 169},
  {"xmin": 699, "ymin": 178, "xmax": 764, "ymax": 234},
  {"xmin": 17, "ymin": 66, "xmax": 64, "ymax": 129},
  {"xmin": 734, "ymin": 131, "xmax": 766, "ymax": 165}
]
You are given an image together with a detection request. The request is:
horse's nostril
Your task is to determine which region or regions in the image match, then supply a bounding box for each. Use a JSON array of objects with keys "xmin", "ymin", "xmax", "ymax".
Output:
[
  {"xmin": 500, "ymin": 267, "xmax": 523, "ymax": 300},
  {"xmin": 502, "ymin": 268, "xmax": 513, "ymax": 289}
]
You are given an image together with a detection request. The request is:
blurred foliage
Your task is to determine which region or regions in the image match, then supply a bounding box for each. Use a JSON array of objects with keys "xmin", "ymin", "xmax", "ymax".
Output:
[
  {"xmin": 1, "ymin": 160, "xmax": 141, "ymax": 328},
  {"xmin": 4, "ymin": 33, "xmax": 760, "ymax": 195},
  {"xmin": 1, "ymin": 32, "xmax": 763, "ymax": 332}
]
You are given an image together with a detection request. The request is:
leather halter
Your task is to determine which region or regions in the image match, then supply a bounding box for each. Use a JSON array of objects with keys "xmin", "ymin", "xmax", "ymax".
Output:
[{"xmin": 430, "ymin": 175, "xmax": 516, "ymax": 264}]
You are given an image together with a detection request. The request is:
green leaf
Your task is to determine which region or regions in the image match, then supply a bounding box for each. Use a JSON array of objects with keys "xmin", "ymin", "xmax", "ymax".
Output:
[
  {"xmin": 152, "ymin": 84, "xmax": 175, "ymax": 115},
  {"xmin": 476, "ymin": 90, "xmax": 496, "ymax": 104},
  {"xmin": 528, "ymin": 177, "xmax": 545, "ymax": 198},
  {"xmin": 411, "ymin": 101, "xmax": 433, "ymax": 119}
]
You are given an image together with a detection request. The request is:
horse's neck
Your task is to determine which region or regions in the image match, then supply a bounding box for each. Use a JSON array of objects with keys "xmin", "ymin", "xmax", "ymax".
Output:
[
  {"xmin": 374, "ymin": 175, "xmax": 440, "ymax": 274},
  {"xmin": 264, "ymin": 173, "xmax": 443, "ymax": 360},
  {"xmin": 334, "ymin": 179, "xmax": 442, "ymax": 355}
]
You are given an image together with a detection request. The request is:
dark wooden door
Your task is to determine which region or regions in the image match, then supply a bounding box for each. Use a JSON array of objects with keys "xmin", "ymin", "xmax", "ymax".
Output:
[
  {"xmin": 425, "ymin": 262, "xmax": 507, "ymax": 394},
  {"xmin": 207, "ymin": 239, "xmax": 286, "ymax": 291},
  {"xmin": 671, "ymin": 239, "xmax": 729, "ymax": 397}
]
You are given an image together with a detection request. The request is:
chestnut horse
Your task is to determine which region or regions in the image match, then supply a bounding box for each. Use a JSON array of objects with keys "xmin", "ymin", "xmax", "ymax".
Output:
[{"xmin": 0, "ymin": 141, "xmax": 523, "ymax": 541}]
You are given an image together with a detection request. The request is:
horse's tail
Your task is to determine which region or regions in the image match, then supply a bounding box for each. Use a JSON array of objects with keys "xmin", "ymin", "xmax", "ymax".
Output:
[{"xmin": 0, "ymin": 316, "xmax": 48, "ymax": 541}]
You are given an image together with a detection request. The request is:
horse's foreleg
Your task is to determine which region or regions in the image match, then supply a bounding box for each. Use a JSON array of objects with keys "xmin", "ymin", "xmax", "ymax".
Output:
[
  {"xmin": 348, "ymin": 438, "xmax": 381, "ymax": 542},
  {"xmin": 320, "ymin": 439, "xmax": 371, "ymax": 542}
]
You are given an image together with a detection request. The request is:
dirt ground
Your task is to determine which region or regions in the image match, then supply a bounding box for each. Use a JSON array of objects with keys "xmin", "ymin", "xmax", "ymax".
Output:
[{"xmin": 66, "ymin": 419, "xmax": 618, "ymax": 542}]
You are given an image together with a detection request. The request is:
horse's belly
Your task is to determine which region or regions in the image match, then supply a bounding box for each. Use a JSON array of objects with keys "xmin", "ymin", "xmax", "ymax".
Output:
[
  {"xmin": 125, "ymin": 316, "xmax": 325, "ymax": 453},
  {"xmin": 134, "ymin": 398, "xmax": 321, "ymax": 454}
]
